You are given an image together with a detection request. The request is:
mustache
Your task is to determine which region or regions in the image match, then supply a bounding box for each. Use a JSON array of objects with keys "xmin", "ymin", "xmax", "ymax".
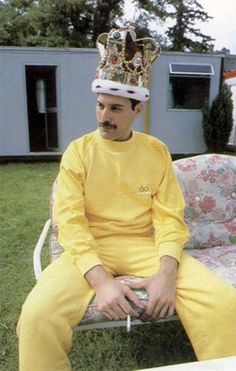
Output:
[{"xmin": 99, "ymin": 121, "xmax": 117, "ymax": 130}]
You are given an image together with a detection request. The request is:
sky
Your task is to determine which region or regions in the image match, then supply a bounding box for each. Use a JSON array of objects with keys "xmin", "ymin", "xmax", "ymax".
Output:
[
  {"xmin": 124, "ymin": 0, "xmax": 236, "ymax": 54},
  {"xmin": 199, "ymin": 0, "xmax": 236, "ymax": 54}
]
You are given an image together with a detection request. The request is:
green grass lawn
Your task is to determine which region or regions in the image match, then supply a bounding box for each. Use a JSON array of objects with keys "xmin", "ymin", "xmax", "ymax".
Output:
[{"xmin": 0, "ymin": 162, "xmax": 196, "ymax": 371}]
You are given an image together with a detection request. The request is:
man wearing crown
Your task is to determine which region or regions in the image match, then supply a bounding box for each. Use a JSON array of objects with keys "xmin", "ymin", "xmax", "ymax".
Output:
[{"xmin": 17, "ymin": 27, "xmax": 236, "ymax": 370}]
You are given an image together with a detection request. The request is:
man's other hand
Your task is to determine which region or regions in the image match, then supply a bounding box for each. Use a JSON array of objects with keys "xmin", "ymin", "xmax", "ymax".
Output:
[{"xmin": 126, "ymin": 256, "xmax": 178, "ymax": 322}]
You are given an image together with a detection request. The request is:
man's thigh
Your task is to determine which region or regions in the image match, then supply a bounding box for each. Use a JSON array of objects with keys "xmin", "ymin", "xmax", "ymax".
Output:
[
  {"xmin": 176, "ymin": 251, "xmax": 236, "ymax": 328},
  {"xmin": 20, "ymin": 252, "xmax": 95, "ymax": 327}
]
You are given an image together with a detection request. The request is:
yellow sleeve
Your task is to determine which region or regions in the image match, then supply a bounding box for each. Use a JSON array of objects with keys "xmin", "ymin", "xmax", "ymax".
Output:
[
  {"xmin": 53, "ymin": 141, "xmax": 103, "ymax": 276},
  {"xmin": 152, "ymin": 147, "xmax": 189, "ymax": 262}
]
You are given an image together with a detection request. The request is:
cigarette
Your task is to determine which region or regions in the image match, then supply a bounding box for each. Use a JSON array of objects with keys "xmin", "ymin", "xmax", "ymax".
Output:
[{"xmin": 126, "ymin": 314, "xmax": 131, "ymax": 333}]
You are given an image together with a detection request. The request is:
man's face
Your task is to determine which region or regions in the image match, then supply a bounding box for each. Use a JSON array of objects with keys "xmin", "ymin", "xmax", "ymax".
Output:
[{"xmin": 96, "ymin": 94, "xmax": 142, "ymax": 141}]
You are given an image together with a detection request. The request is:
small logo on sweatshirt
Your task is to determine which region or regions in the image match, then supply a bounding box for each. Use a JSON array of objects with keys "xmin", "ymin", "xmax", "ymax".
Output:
[{"xmin": 137, "ymin": 185, "xmax": 151, "ymax": 195}]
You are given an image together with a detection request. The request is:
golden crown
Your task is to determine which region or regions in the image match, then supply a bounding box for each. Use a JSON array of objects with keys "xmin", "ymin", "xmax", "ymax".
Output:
[{"xmin": 92, "ymin": 26, "xmax": 160, "ymax": 101}]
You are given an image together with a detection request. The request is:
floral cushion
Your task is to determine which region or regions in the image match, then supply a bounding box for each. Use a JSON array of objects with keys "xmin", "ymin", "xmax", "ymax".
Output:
[
  {"xmin": 188, "ymin": 245, "xmax": 236, "ymax": 288},
  {"xmin": 173, "ymin": 154, "xmax": 236, "ymax": 249}
]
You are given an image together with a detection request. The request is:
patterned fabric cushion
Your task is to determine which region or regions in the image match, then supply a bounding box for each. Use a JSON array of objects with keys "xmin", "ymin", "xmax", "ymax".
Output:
[
  {"xmin": 49, "ymin": 154, "xmax": 236, "ymax": 325},
  {"xmin": 173, "ymin": 154, "xmax": 236, "ymax": 249},
  {"xmin": 188, "ymin": 245, "xmax": 236, "ymax": 288}
]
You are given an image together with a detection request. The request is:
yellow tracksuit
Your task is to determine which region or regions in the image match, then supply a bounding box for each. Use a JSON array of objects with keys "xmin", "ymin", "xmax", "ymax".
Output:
[{"xmin": 17, "ymin": 130, "xmax": 236, "ymax": 370}]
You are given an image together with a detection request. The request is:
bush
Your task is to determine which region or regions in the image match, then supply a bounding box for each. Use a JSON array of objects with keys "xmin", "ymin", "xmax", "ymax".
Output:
[{"xmin": 202, "ymin": 84, "xmax": 233, "ymax": 152}]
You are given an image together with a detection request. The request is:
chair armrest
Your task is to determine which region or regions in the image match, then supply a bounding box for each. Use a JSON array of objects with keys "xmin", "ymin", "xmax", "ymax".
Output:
[{"xmin": 33, "ymin": 219, "xmax": 51, "ymax": 281}]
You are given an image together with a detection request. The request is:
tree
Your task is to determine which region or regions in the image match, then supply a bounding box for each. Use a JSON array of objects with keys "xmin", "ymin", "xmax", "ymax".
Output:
[
  {"xmin": 28, "ymin": 0, "xmax": 126, "ymax": 47},
  {"xmin": 202, "ymin": 84, "xmax": 234, "ymax": 152},
  {"xmin": 0, "ymin": 0, "xmax": 214, "ymax": 51},
  {"xmin": 162, "ymin": 0, "xmax": 214, "ymax": 52},
  {"xmin": 0, "ymin": 0, "xmax": 35, "ymax": 46},
  {"xmin": 0, "ymin": 0, "xmax": 125, "ymax": 47}
]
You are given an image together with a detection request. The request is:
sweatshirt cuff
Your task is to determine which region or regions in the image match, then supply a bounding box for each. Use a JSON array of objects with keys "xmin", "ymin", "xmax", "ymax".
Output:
[
  {"xmin": 158, "ymin": 242, "xmax": 183, "ymax": 263},
  {"xmin": 75, "ymin": 252, "xmax": 103, "ymax": 277}
]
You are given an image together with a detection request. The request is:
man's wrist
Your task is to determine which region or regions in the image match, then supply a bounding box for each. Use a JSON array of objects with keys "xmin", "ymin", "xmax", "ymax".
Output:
[
  {"xmin": 159, "ymin": 255, "xmax": 178, "ymax": 275},
  {"xmin": 85, "ymin": 265, "xmax": 111, "ymax": 289}
]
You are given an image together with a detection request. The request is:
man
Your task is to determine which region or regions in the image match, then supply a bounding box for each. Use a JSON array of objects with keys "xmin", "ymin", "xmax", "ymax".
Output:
[{"xmin": 17, "ymin": 27, "xmax": 236, "ymax": 370}]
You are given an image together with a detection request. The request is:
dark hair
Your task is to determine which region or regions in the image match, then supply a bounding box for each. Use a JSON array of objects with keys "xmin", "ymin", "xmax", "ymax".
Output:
[{"xmin": 130, "ymin": 98, "xmax": 141, "ymax": 111}]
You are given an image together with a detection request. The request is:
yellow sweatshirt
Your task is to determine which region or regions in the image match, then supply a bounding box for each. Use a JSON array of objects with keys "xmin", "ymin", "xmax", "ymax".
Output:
[{"xmin": 54, "ymin": 130, "xmax": 189, "ymax": 276}]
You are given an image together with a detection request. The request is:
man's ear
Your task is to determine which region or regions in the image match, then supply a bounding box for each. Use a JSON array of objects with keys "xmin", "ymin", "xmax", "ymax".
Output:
[{"xmin": 134, "ymin": 102, "xmax": 143, "ymax": 117}]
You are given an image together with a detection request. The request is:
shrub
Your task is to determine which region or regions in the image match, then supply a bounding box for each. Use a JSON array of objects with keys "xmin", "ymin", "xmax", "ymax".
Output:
[{"xmin": 202, "ymin": 84, "xmax": 233, "ymax": 152}]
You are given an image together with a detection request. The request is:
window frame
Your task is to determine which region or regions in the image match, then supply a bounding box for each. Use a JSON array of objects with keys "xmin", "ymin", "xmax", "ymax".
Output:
[
  {"xmin": 169, "ymin": 63, "xmax": 214, "ymax": 77},
  {"xmin": 168, "ymin": 63, "xmax": 214, "ymax": 111}
]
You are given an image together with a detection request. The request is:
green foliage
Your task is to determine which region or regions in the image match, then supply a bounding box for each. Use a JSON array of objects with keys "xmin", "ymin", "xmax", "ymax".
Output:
[
  {"xmin": 202, "ymin": 84, "xmax": 234, "ymax": 152},
  {"xmin": 0, "ymin": 0, "xmax": 125, "ymax": 47},
  {"xmin": 70, "ymin": 321, "xmax": 196, "ymax": 370},
  {"xmin": 163, "ymin": 0, "xmax": 214, "ymax": 52},
  {"xmin": 0, "ymin": 0, "xmax": 214, "ymax": 51},
  {"xmin": 0, "ymin": 0, "xmax": 35, "ymax": 46},
  {"xmin": 0, "ymin": 162, "xmax": 196, "ymax": 370}
]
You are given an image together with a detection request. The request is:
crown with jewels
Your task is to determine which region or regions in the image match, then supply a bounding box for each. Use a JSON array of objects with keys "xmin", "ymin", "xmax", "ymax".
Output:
[{"xmin": 91, "ymin": 26, "xmax": 161, "ymax": 101}]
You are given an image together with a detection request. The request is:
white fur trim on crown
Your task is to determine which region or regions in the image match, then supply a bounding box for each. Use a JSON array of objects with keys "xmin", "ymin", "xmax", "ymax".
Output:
[{"xmin": 91, "ymin": 79, "xmax": 150, "ymax": 101}]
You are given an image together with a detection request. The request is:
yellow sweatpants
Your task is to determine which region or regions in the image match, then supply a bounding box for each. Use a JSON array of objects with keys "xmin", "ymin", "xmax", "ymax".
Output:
[{"xmin": 17, "ymin": 245, "xmax": 236, "ymax": 371}]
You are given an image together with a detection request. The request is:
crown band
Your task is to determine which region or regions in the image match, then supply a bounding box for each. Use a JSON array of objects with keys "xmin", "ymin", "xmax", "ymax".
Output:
[{"xmin": 92, "ymin": 79, "xmax": 150, "ymax": 101}]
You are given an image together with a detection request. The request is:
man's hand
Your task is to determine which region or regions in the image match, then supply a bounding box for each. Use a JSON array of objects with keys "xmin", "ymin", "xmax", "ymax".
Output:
[
  {"xmin": 126, "ymin": 256, "xmax": 178, "ymax": 322},
  {"xmin": 85, "ymin": 265, "xmax": 144, "ymax": 320}
]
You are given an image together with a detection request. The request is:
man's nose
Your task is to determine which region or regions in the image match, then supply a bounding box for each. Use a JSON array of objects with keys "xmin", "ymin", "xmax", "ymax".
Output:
[{"xmin": 100, "ymin": 108, "xmax": 111, "ymax": 122}]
